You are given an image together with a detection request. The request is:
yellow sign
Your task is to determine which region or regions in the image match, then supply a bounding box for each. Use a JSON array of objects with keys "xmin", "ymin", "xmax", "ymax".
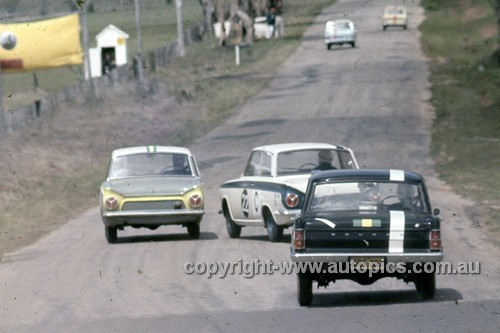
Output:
[{"xmin": 0, "ymin": 13, "xmax": 82, "ymax": 72}]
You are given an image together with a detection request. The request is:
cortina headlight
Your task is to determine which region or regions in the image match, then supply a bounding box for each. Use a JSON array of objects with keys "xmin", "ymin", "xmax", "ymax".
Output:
[
  {"xmin": 105, "ymin": 197, "xmax": 119, "ymax": 210},
  {"xmin": 189, "ymin": 193, "xmax": 203, "ymax": 208}
]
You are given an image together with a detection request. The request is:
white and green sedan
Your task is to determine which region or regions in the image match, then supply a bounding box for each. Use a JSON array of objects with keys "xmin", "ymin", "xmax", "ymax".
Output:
[
  {"xmin": 219, "ymin": 143, "xmax": 359, "ymax": 242},
  {"xmin": 100, "ymin": 146, "xmax": 204, "ymax": 243}
]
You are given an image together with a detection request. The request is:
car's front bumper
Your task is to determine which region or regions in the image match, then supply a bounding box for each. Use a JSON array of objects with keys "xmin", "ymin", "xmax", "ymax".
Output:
[
  {"xmin": 274, "ymin": 208, "xmax": 301, "ymax": 227},
  {"xmin": 101, "ymin": 209, "xmax": 205, "ymax": 227},
  {"xmin": 290, "ymin": 251, "xmax": 444, "ymax": 263}
]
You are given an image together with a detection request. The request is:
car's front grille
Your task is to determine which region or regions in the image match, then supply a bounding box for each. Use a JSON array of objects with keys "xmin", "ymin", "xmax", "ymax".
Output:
[{"xmin": 122, "ymin": 200, "xmax": 184, "ymax": 211}]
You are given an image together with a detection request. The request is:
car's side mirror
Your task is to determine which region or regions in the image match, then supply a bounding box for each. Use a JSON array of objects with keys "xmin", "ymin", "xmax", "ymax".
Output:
[{"xmin": 433, "ymin": 208, "xmax": 440, "ymax": 216}]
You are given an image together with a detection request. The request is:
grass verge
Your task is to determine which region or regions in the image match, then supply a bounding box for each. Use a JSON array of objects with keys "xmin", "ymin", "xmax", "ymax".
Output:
[
  {"xmin": 0, "ymin": 0, "xmax": 336, "ymax": 256},
  {"xmin": 420, "ymin": 0, "xmax": 500, "ymax": 230},
  {"xmin": 2, "ymin": 2, "xmax": 203, "ymax": 110}
]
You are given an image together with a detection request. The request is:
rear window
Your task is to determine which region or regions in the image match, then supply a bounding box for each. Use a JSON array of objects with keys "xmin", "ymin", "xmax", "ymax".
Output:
[
  {"xmin": 385, "ymin": 7, "xmax": 405, "ymax": 15},
  {"xmin": 308, "ymin": 181, "xmax": 429, "ymax": 213}
]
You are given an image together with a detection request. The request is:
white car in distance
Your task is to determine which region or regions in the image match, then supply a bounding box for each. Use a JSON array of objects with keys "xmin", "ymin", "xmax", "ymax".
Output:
[{"xmin": 324, "ymin": 19, "xmax": 357, "ymax": 49}]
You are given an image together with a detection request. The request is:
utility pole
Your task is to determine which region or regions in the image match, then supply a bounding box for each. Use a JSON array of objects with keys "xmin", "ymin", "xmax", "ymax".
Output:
[
  {"xmin": 0, "ymin": 32, "xmax": 18, "ymax": 140},
  {"xmin": 175, "ymin": 0, "xmax": 186, "ymax": 56},
  {"xmin": 134, "ymin": 0, "xmax": 144, "ymax": 83},
  {"xmin": 72, "ymin": 0, "xmax": 95, "ymax": 97},
  {"xmin": 0, "ymin": 67, "xmax": 6, "ymax": 139}
]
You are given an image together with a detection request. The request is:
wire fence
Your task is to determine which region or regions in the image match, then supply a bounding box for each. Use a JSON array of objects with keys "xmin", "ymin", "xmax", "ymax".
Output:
[{"xmin": 3, "ymin": 22, "xmax": 208, "ymax": 132}]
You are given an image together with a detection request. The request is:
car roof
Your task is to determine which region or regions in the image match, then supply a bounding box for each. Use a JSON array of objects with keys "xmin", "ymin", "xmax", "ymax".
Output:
[
  {"xmin": 309, "ymin": 169, "xmax": 424, "ymax": 183},
  {"xmin": 111, "ymin": 145, "xmax": 192, "ymax": 159},
  {"xmin": 251, "ymin": 142, "xmax": 348, "ymax": 154}
]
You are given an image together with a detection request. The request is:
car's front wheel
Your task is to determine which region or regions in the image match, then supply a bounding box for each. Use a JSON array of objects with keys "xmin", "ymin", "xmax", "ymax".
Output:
[
  {"xmin": 351, "ymin": 41, "xmax": 356, "ymax": 48},
  {"xmin": 187, "ymin": 223, "xmax": 200, "ymax": 239},
  {"xmin": 224, "ymin": 205, "xmax": 241, "ymax": 239},
  {"xmin": 416, "ymin": 271, "xmax": 436, "ymax": 300},
  {"xmin": 265, "ymin": 211, "xmax": 283, "ymax": 242},
  {"xmin": 105, "ymin": 226, "xmax": 117, "ymax": 244},
  {"xmin": 297, "ymin": 272, "xmax": 313, "ymax": 306}
]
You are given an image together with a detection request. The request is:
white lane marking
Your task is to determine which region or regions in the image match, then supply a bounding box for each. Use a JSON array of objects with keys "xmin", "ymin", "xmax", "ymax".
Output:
[
  {"xmin": 389, "ymin": 210, "xmax": 405, "ymax": 253},
  {"xmin": 390, "ymin": 169, "xmax": 405, "ymax": 181},
  {"xmin": 315, "ymin": 218, "xmax": 336, "ymax": 229}
]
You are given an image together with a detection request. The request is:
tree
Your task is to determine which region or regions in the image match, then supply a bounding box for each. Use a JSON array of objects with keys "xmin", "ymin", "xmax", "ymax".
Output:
[
  {"xmin": 199, "ymin": 0, "xmax": 215, "ymax": 33},
  {"xmin": 199, "ymin": 0, "xmax": 281, "ymax": 46},
  {"xmin": 229, "ymin": 0, "xmax": 254, "ymax": 45},
  {"xmin": 252, "ymin": 0, "xmax": 267, "ymax": 17},
  {"xmin": 175, "ymin": 0, "xmax": 186, "ymax": 56}
]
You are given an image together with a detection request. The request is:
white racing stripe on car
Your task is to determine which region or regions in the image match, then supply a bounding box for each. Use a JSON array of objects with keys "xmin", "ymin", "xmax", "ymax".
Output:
[
  {"xmin": 389, "ymin": 211, "xmax": 405, "ymax": 253},
  {"xmin": 389, "ymin": 169, "xmax": 405, "ymax": 181},
  {"xmin": 315, "ymin": 218, "xmax": 336, "ymax": 229}
]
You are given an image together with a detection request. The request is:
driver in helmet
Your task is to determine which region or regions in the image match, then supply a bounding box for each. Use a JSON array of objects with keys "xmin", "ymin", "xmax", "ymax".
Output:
[
  {"xmin": 172, "ymin": 154, "xmax": 190, "ymax": 175},
  {"xmin": 315, "ymin": 150, "xmax": 337, "ymax": 171}
]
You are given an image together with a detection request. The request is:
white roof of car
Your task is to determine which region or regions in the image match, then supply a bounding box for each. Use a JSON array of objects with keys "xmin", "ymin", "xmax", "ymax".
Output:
[
  {"xmin": 252, "ymin": 142, "xmax": 345, "ymax": 154},
  {"xmin": 111, "ymin": 146, "xmax": 192, "ymax": 159}
]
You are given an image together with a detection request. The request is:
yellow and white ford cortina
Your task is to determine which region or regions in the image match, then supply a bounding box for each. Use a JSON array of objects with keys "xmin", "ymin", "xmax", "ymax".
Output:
[
  {"xmin": 219, "ymin": 143, "xmax": 359, "ymax": 242},
  {"xmin": 100, "ymin": 146, "xmax": 204, "ymax": 243},
  {"xmin": 383, "ymin": 5, "xmax": 408, "ymax": 30}
]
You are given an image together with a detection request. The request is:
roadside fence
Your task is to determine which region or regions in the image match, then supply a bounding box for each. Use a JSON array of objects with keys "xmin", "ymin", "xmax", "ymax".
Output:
[{"xmin": 3, "ymin": 22, "xmax": 208, "ymax": 133}]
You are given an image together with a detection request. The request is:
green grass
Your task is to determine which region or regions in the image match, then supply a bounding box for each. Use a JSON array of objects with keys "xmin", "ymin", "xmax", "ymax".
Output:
[
  {"xmin": 0, "ymin": 0, "xmax": 337, "ymax": 256},
  {"xmin": 2, "ymin": 2, "xmax": 203, "ymax": 110},
  {"xmin": 420, "ymin": 0, "xmax": 500, "ymax": 230}
]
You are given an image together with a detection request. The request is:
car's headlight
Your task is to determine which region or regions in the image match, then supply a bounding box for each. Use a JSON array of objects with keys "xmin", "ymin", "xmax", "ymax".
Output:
[
  {"xmin": 101, "ymin": 188, "xmax": 123, "ymax": 211},
  {"xmin": 105, "ymin": 197, "xmax": 119, "ymax": 210},
  {"xmin": 189, "ymin": 193, "xmax": 203, "ymax": 208},
  {"xmin": 185, "ymin": 187, "xmax": 203, "ymax": 209}
]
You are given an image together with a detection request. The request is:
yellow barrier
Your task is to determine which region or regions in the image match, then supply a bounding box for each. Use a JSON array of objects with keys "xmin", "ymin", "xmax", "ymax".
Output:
[{"xmin": 0, "ymin": 13, "xmax": 82, "ymax": 72}]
